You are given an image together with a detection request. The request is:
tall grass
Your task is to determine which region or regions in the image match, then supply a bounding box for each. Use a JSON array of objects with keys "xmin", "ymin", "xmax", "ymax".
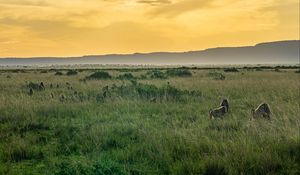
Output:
[{"xmin": 0, "ymin": 68, "xmax": 299, "ymax": 174}]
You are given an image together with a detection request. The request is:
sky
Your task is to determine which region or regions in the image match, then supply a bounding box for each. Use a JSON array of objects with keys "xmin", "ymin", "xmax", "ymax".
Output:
[{"xmin": 0, "ymin": 0, "xmax": 299, "ymax": 57}]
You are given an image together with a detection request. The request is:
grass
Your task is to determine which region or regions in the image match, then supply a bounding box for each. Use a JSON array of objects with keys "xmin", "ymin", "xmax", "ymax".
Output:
[{"xmin": 0, "ymin": 67, "xmax": 299, "ymax": 174}]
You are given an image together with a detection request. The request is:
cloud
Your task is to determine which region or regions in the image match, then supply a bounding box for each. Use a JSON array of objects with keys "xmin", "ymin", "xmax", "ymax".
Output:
[
  {"xmin": 0, "ymin": 0, "xmax": 51, "ymax": 7},
  {"xmin": 137, "ymin": 0, "xmax": 171, "ymax": 6},
  {"xmin": 147, "ymin": 0, "xmax": 214, "ymax": 18},
  {"xmin": 0, "ymin": 0, "xmax": 298, "ymax": 57}
]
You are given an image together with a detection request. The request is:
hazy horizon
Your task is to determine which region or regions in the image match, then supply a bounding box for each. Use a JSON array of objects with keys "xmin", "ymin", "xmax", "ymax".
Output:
[{"xmin": 0, "ymin": 39, "xmax": 298, "ymax": 59}]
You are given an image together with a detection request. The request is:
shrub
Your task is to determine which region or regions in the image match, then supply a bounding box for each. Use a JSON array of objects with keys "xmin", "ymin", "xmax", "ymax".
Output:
[
  {"xmin": 86, "ymin": 71, "xmax": 112, "ymax": 80},
  {"xmin": 146, "ymin": 70, "xmax": 168, "ymax": 79},
  {"xmin": 204, "ymin": 162, "xmax": 228, "ymax": 175},
  {"xmin": 224, "ymin": 68, "xmax": 239, "ymax": 72},
  {"xmin": 27, "ymin": 82, "xmax": 40, "ymax": 90},
  {"xmin": 111, "ymin": 82, "xmax": 187, "ymax": 101},
  {"xmin": 66, "ymin": 70, "xmax": 78, "ymax": 76},
  {"xmin": 117, "ymin": 73, "xmax": 135, "ymax": 80},
  {"xmin": 40, "ymin": 70, "xmax": 48, "ymax": 73},
  {"xmin": 166, "ymin": 69, "xmax": 192, "ymax": 77},
  {"xmin": 55, "ymin": 71, "xmax": 64, "ymax": 76}
]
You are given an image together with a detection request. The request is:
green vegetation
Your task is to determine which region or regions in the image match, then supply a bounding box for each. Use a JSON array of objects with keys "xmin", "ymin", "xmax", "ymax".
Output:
[
  {"xmin": 86, "ymin": 71, "xmax": 112, "ymax": 80},
  {"xmin": 0, "ymin": 67, "xmax": 299, "ymax": 175},
  {"xmin": 224, "ymin": 68, "xmax": 239, "ymax": 72},
  {"xmin": 166, "ymin": 69, "xmax": 193, "ymax": 77},
  {"xmin": 66, "ymin": 70, "xmax": 78, "ymax": 76},
  {"xmin": 117, "ymin": 73, "xmax": 135, "ymax": 80},
  {"xmin": 55, "ymin": 71, "xmax": 63, "ymax": 76},
  {"xmin": 146, "ymin": 70, "xmax": 168, "ymax": 79}
]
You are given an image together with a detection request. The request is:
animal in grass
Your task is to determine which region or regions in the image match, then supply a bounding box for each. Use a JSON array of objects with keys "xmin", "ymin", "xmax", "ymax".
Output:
[
  {"xmin": 251, "ymin": 103, "xmax": 271, "ymax": 119},
  {"xmin": 209, "ymin": 106, "xmax": 227, "ymax": 119},
  {"xmin": 150, "ymin": 97, "xmax": 157, "ymax": 103},
  {"xmin": 39, "ymin": 82, "xmax": 45, "ymax": 90},
  {"xmin": 28, "ymin": 88, "xmax": 33, "ymax": 96},
  {"xmin": 59, "ymin": 94, "xmax": 66, "ymax": 102},
  {"xmin": 220, "ymin": 99, "xmax": 229, "ymax": 112},
  {"xmin": 103, "ymin": 90, "xmax": 107, "ymax": 98},
  {"xmin": 102, "ymin": 86, "xmax": 109, "ymax": 92}
]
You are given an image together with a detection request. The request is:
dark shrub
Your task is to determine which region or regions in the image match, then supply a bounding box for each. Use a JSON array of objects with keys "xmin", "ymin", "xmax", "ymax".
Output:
[
  {"xmin": 27, "ymin": 82, "xmax": 40, "ymax": 90},
  {"xmin": 55, "ymin": 71, "xmax": 64, "ymax": 76},
  {"xmin": 117, "ymin": 73, "xmax": 135, "ymax": 80},
  {"xmin": 166, "ymin": 69, "xmax": 192, "ymax": 77},
  {"xmin": 224, "ymin": 68, "xmax": 239, "ymax": 72},
  {"xmin": 204, "ymin": 162, "xmax": 228, "ymax": 175},
  {"xmin": 274, "ymin": 68, "xmax": 281, "ymax": 72},
  {"xmin": 66, "ymin": 70, "xmax": 78, "ymax": 76},
  {"xmin": 146, "ymin": 70, "xmax": 167, "ymax": 79},
  {"xmin": 86, "ymin": 71, "xmax": 112, "ymax": 80},
  {"xmin": 40, "ymin": 70, "xmax": 48, "ymax": 73},
  {"xmin": 112, "ymin": 82, "xmax": 185, "ymax": 101}
]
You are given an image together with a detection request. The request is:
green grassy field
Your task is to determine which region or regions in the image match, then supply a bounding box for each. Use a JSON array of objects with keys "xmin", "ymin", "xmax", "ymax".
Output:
[{"xmin": 0, "ymin": 67, "xmax": 299, "ymax": 175}]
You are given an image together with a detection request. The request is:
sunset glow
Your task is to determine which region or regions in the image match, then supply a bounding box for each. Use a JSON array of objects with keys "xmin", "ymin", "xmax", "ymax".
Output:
[{"xmin": 0, "ymin": 0, "xmax": 299, "ymax": 57}]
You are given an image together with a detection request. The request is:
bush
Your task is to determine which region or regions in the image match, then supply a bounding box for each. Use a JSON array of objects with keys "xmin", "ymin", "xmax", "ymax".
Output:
[
  {"xmin": 86, "ymin": 71, "xmax": 112, "ymax": 80},
  {"xmin": 40, "ymin": 70, "xmax": 48, "ymax": 73},
  {"xmin": 66, "ymin": 70, "xmax": 78, "ymax": 76},
  {"xmin": 146, "ymin": 70, "xmax": 168, "ymax": 79},
  {"xmin": 55, "ymin": 71, "xmax": 64, "ymax": 76},
  {"xmin": 204, "ymin": 162, "xmax": 228, "ymax": 175},
  {"xmin": 117, "ymin": 73, "xmax": 135, "ymax": 80},
  {"xmin": 166, "ymin": 69, "xmax": 192, "ymax": 77},
  {"xmin": 27, "ymin": 82, "xmax": 40, "ymax": 90},
  {"xmin": 224, "ymin": 68, "xmax": 239, "ymax": 72},
  {"xmin": 111, "ymin": 82, "xmax": 189, "ymax": 101}
]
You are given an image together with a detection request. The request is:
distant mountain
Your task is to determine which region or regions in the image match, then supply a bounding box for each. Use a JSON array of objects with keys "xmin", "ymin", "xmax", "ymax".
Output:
[{"xmin": 0, "ymin": 40, "xmax": 299, "ymax": 66}]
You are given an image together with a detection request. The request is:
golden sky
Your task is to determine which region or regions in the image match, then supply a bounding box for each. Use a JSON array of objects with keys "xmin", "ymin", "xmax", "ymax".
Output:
[{"xmin": 0, "ymin": 0, "xmax": 299, "ymax": 57}]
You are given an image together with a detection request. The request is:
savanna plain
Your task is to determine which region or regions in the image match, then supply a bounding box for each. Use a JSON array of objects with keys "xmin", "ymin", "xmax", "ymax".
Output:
[{"xmin": 0, "ymin": 66, "xmax": 299, "ymax": 175}]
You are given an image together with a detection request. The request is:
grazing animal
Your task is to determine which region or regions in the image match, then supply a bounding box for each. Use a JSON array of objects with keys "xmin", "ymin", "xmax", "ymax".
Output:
[
  {"xmin": 28, "ymin": 88, "xmax": 33, "ymax": 96},
  {"xmin": 150, "ymin": 97, "xmax": 157, "ymax": 103},
  {"xmin": 102, "ymin": 86, "xmax": 109, "ymax": 92},
  {"xmin": 59, "ymin": 94, "xmax": 65, "ymax": 102},
  {"xmin": 220, "ymin": 99, "xmax": 229, "ymax": 112},
  {"xmin": 252, "ymin": 103, "xmax": 271, "ymax": 119},
  {"xmin": 39, "ymin": 82, "xmax": 45, "ymax": 90},
  {"xmin": 103, "ymin": 91, "xmax": 107, "ymax": 98},
  {"xmin": 209, "ymin": 106, "xmax": 227, "ymax": 119}
]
